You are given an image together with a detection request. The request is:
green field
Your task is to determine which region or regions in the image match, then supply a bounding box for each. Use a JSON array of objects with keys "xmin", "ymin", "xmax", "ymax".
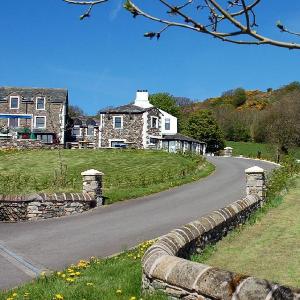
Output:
[
  {"xmin": 192, "ymin": 176, "xmax": 300, "ymax": 288},
  {"xmin": 0, "ymin": 149, "xmax": 214, "ymax": 204},
  {"xmin": 226, "ymin": 141, "xmax": 300, "ymax": 161},
  {"xmin": 0, "ymin": 241, "xmax": 168, "ymax": 300}
]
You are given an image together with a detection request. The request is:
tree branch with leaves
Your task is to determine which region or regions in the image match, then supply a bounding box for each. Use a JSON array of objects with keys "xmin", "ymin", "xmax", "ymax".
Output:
[{"xmin": 63, "ymin": 0, "xmax": 300, "ymax": 49}]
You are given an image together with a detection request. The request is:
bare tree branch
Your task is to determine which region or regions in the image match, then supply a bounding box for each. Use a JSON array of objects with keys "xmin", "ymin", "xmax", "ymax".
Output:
[{"xmin": 63, "ymin": 0, "xmax": 300, "ymax": 49}]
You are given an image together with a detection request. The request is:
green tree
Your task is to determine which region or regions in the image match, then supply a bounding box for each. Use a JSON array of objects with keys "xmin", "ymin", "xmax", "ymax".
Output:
[
  {"xmin": 184, "ymin": 110, "xmax": 225, "ymax": 153},
  {"xmin": 149, "ymin": 93, "xmax": 180, "ymax": 118}
]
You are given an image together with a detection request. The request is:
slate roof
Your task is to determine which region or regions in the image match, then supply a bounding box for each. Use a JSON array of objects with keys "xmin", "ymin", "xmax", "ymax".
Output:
[
  {"xmin": 163, "ymin": 133, "xmax": 206, "ymax": 144},
  {"xmin": 0, "ymin": 87, "xmax": 68, "ymax": 104},
  {"xmin": 100, "ymin": 104, "xmax": 147, "ymax": 114},
  {"xmin": 72, "ymin": 116, "xmax": 99, "ymax": 127}
]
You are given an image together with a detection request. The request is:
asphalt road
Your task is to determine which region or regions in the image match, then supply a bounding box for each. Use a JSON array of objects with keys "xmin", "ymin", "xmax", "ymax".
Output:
[{"xmin": 0, "ymin": 157, "xmax": 276, "ymax": 290}]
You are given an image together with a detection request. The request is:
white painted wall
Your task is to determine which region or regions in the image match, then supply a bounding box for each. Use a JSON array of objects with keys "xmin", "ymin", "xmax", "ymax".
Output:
[
  {"xmin": 133, "ymin": 90, "xmax": 178, "ymax": 135},
  {"xmin": 160, "ymin": 110, "xmax": 177, "ymax": 135}
]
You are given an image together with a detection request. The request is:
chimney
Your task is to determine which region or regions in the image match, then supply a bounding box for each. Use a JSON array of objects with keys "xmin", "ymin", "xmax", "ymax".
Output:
[{"xmin": 134, "ymin": 90, "xmax": 152, "ymax": 108}]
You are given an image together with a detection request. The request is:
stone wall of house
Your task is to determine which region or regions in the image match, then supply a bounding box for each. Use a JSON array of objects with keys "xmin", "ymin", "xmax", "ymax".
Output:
[
  {"xmin": 0, "ymin": 193, "xmax": 96, "ymax": 222},
  {"xmin": 0, "ymin": 139, "xmax": 63, "ymax": 150},
  {"xmin": 0, "ymin": 87, "xmax": 67, "ymax": 144},
  {"xmin": 142, "ymin": 167, "xmax": 300, "ymax": 299},
  {"xmin": 146, "ymin": 108, "xmax": 162, "ymax": 138},
  {"xmin": 100, "ymin": 113, "xmax": 144, "ymax": 148}
]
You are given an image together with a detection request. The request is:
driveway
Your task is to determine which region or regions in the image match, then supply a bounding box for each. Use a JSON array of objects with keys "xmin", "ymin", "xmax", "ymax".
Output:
[{"xmin": 0, "ymin": 157, "xmax": 276, "ymax": 290}]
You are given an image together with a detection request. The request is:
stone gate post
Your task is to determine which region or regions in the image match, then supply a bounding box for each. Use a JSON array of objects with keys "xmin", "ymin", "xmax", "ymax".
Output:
[
  {"xmin": 81, "ymin": 169, "xmax": 104, "ymax": 206},
  {"xmin": 245, "ymin": 166, "xmax": 266, "ymax": 201}
]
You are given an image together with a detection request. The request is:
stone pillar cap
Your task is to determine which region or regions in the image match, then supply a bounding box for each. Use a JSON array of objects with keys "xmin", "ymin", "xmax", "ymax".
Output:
[
  {"xmin": 81, "ymin": 169, "xmax": 104, "ymax": 176},
  {"xmin": 224, "ymin": 147, "xmax": 233, "ymax": 150},
  {"xmin": 245, "ymin": 166, "xmax": 265, "ymax": 174}
]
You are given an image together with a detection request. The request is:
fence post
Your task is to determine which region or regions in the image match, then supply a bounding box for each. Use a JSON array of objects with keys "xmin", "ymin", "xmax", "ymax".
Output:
[
  {"xmin": 245, "ymin": 166, "xmax": 266, "ymax": 201},
  {"xmin": 81, "ymin": 169, "xmax": 104, "ymax": 206}
]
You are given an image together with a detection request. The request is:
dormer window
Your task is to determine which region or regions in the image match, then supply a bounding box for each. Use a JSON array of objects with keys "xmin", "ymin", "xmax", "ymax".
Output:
[
  {"xmin": 151, "ymin": 116, "xmax": 158, "ymax": 128},
  {"xmin": 10, "ymin": 96, "xmax": 19, "ymax": 109},
  {"xmin": 36, "ymin": 97, "xmax": 45, "ymax": 110}
]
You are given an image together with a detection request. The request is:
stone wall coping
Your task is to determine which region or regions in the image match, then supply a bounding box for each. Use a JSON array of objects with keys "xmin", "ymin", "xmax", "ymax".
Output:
[
  {"xmin": 245, "ymin": 166, "xmax": 265, "ymax": 174},
  {"xmin": 142, "ymin": 194, "xmax": 300, "ymax": 299},
  {"xmin": 0, "ymin": 192, "xmax": 94, "ymax": 203},
  {"xmin": 81, "ymin": 169, "xmax": 104, "ymax": 176}
]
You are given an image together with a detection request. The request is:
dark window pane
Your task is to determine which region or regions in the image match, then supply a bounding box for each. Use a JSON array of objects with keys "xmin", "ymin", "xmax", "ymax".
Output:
[
  {"xmin": 37, "ymin": 98, "xmax": 45, "ymax": 110},
  {"xmin": 165, "ymin": 118, "xmax": 170, "ymax": 130},
  {"xmin": 36, "ymin": 117, "xmax": 45, "ymax": 128},
  {"xmin": 10, "ymin": 98, "xmax": 19, "ymax": 109},
  {"xmin": 114, "ymin": 117, "xmax": 122, "ymax": 129},
  {"xmin": 87, "ymin": 126, "xmax": 94, "ymax": 136}
]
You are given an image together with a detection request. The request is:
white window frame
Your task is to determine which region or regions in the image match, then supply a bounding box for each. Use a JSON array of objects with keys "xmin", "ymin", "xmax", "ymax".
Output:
[
  {"xmin": 86, "ymin": 126, "xmax": 95, "ymax": 136},
  {"xmin": 36, "ymin": 97, "xmax": 46, "ymax": 110},
  {"xmin": 151, "ymin": 116, "xmax": 159, "ymax": 129},
  {"xmin": 72, "ymin": 125, "xmax": 81, "ymax": 136},
  {"xmin": 109, "ymin": 139, "xmax": 125, "ymax": 147},
  {"xmin": 165, "ymin": 118, "xmax": 171, "ymax": 131},
  {"xmin": 8, "ymin": 117, "xmax": 20, "ymax": 128},
  {"xmin": 113, "ymin": 116, "xmax": 123, "ymax": 129},
  {"xmin": 34, "ymin": 116, "xmax": 46, "ymax": 129},
  {"xmin": 10, "ymin": 96, "xmax": 20, "ymax": 110}
]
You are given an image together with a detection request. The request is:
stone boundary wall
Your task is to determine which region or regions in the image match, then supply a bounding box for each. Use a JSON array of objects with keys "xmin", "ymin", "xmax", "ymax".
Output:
[
  {"xmin": 0, "ymin": 193, "xmax": 96, "ymax": 222},
  {"xmin": 142, "ymin": 197, "xmax": 300, "ymax": 299},
  {"xmin": 0, "ymin": 139, "xmax": 63, "ymax": 150}
]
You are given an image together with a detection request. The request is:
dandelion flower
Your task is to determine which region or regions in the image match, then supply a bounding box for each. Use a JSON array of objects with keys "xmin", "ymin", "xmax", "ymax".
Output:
[{"xmin": 116, "ymin": 289, "xmax": 122, "ymax": 295}]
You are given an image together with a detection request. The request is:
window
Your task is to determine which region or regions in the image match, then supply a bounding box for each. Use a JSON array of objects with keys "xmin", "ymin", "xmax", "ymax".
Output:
[
  {"xmin": 37, "ymin": 134, "xmax": 53, "ymax": 144},
  {"xmin": 36, "ymin": 97, "xmax": 45, "ymax": 110},
  {"xmin": 113, "ymin": 116, "xmax": 123, "ymax": 129},
  {"xmin": 72, "ymin": 126, "xmax": 81, "ymax": 136},
  {"xmin": 10, "ymin": 96, "xmax": 19, "ymax": 109},
  {"xmin": 150, "ymin": 138, "xmax": 158, "ymax": 144},
  {"xmin": 165, "ymin": 118, "xmax": 171, "ymax": 130},
  {"xmin": 8, "ymin": 118, "xmax": 19, "ymax": 128},
  {"xmin": 35, "ymin": 116, "xmax": 46, "ymax": 128},
  {"xmin": 151, "ymin": 116, "xmax": 158, "ymax": 128},
  {"xmin": 111, "ymin": 140, "xmax": 126, "ymax": 148},
  {"xmin": 87, "ymin": 126, "xmax": 94, "ymax": 136}
]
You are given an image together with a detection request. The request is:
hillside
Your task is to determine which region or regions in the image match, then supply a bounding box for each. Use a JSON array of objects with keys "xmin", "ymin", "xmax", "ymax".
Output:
[{"xmin": 181, "ymin": 81, "xmax": 300, "ymax": 113}]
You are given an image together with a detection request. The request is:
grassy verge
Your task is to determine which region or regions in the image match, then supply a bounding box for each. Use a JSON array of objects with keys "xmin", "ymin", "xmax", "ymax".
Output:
[
  {"xmin": 225, "ymin": 141, "xmax": 300, "ymax": 161},
  {"xmin": 0, "ymin": 149, "xmax": 214, "ymax": 204},
  {"xmin": 0, "ymin": 241, "xmax": 168, "ymax": 300},
  {"xmin": 192, "ymin": 165, "xmax": 300, "ymax": 287}
]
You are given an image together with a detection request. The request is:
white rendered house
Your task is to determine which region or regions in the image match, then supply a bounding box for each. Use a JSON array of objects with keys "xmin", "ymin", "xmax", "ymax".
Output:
[{"xmin": 99, "ymin": 90, "xmax": 206, "ymax": 154}]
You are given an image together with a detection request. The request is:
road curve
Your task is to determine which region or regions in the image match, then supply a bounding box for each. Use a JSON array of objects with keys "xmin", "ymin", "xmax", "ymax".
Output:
[{"xmin": 0, "ymin": 157, "xmax": 276, "ymax": 290}]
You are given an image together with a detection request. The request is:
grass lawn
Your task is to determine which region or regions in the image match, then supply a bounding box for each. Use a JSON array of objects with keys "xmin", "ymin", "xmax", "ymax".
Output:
[
  {"xmin": 0, "ymin": 241, "xmax": 168, "ymax": 300},
  {"xmin": 226, "ymin": 141, "xmax": 300, "ymax": 161},
  {"xmin": 192, "ymin": 176, "xmax": 300, "ymax": 288},
  {"xmin": 0, "ymin": 149, "xmax": 214, "ymax": 204}
]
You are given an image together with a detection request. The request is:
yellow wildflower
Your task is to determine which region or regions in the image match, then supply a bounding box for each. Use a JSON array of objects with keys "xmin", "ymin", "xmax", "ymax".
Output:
[
  {"xmin": 12, "ymin": 293, "xmax": 17, "ymax": 297},
  {"xmin": 75, "ymin": 271, "xmax": 81, "ymax": 276},
  {"xmin": 86, "ymin": 282, "xmax": 94, "ymax": 286},
  {"xmin": 54, "ymin": 294, "xmax": 64, "ymax": 300},
  {"xmin": 66, "ymin": 277, "xmax": 75, "ymax": 283},
  {"xmin": 57, "ymin": 272, "xmax": 62, "ymax": 276},
  {"xmin": 129, "ymin": 297, "xmax": 136, "ymax": 300},
  {"xmin": 61, "ymin": 274, "xmax": 66, "ymax": 278},
  {"xmin": 116, "ymin": 289, "xmax": 122, "ymax": 295}
]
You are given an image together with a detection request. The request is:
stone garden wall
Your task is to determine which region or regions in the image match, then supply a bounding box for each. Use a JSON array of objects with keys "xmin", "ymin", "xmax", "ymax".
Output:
[
  {"xmin": 0, "ymin": 139, "xmax": 63, "ymax": 150},
  {"xmin": 0, "ymin": 193, "xmax": 96, "ymax": 222},
  {"xmin": 0, "ymin": 169, "xmax": 103, "ymax": 222},
  {"xmin": 141, "ymin": 167, "xmax": 300, "ymax": 299}
]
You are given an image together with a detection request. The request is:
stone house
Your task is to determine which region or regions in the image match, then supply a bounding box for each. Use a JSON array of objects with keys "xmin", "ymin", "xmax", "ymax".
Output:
[
  {"xmin": 0, "ymin": 87, "xmax": 68, "ymax": 146},
  {"xmin": 67, "ymin": 116, "xmax": 99, "ymax": 148},
  {"xmin": 99, "ymin": 90, "xmax": 206, "ymax": 154}
]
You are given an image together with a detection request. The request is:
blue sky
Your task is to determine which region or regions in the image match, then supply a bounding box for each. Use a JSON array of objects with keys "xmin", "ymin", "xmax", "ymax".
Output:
[{"xmin": 0, "ymin": 1, "xmax": 299, "ymax": 114}]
